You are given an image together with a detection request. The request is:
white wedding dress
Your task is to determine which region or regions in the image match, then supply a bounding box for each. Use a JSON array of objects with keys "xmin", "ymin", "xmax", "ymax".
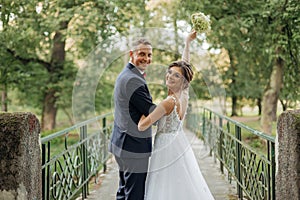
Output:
[{"xmin": 144, "ymin": 96, "xmax": 215, "ymax": 200}]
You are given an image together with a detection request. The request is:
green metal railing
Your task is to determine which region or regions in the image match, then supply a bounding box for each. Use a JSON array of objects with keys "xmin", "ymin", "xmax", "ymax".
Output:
[
  {"xmin": 186, "ymin": 107, "xmax": 276, "ymax": 200},
  {"xmin": 41, "ymin": 113, "xmax": 113, "ymax": 200}
]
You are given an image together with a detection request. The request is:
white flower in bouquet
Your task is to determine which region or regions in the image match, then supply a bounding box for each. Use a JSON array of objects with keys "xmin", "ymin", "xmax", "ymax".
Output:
[{"xmin": 191, "ymin": 12, "xmax": 211, "ymax": 33}]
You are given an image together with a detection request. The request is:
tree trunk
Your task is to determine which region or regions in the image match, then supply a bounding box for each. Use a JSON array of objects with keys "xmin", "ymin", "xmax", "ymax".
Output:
[
  {"xmin": 261, "ymin": 54, "xmax": 284, "ymax": 134},
  {"xmin": 62, "ymin": 107, "xmax": 74, "ymax": 126},
  {"xmin": 41, "ymin": 89, "xmax": 57, "ymax": 130},
  {"xmin": 231, "ymin": 95, "xmax": 238, "ymax": 116},
  {"xmin": 1, "ymin": 84, "xmax": 8, "ymax": 112},
  {"xmin": 41, "ymin": 21, "xmax": 67, "ymax": 130},
  {"xmin": 257, "ymin": 98, "xmax": 262, "ymax": 115},
  {"xmin": 279, "ymin": 99, "xmax": 287, "ymax": 111},
  {"xmin": 228, "ymin": 50, "xmax": 238, "ymax": 117}
]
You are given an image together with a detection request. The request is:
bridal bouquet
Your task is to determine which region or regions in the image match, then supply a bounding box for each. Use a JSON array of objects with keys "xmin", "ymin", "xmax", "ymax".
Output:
[{"xmin": 191, "ymin": 12, "xmax": 211, "ymax": 33}]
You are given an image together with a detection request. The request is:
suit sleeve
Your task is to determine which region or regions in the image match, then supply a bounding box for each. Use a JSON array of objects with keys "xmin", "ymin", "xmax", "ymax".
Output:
[
  {"xmin": 127, "ymin": 78, "xmax": 156, "ymax": 124},
  {"xmin": 130, "ymin": 85, "xmax": 156, "ymax": 115}
]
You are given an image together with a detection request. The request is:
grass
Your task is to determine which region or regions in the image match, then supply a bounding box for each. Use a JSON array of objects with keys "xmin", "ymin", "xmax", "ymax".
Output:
[
  {"xmin": 239, "ymin": 117, "xmax": 277, "ymax": 136},
  {"xmin": 224, "ymin": 115, "xmax": 276, "ymax": 152}
]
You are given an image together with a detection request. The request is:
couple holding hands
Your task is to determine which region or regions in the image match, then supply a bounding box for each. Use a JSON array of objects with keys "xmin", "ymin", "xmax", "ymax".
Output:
[{"xmin": 109, "ymin": 30, "xmax": 215, "ymax": 200}]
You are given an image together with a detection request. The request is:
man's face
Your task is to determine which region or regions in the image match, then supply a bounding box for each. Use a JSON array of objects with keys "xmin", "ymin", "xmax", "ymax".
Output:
[{"xmin": 130, "ymin": 44, "xmax": 152, "ymax": 72}]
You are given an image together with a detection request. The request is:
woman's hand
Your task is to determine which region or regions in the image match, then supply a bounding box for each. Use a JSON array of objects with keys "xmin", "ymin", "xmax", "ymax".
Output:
[{"xmin": 186, "ymin": 30, "xmax": 197, "ymax": 43}]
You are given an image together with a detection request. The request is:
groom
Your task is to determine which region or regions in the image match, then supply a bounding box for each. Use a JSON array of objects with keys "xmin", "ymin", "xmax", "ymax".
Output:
[{"xmin": 109, "ymin": 38, "xmax": 156, "ymax": 200}]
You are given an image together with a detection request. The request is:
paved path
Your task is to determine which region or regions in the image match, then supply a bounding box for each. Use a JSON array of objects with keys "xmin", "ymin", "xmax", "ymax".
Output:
[{"xmin": 83, "ymin": 129, "xmax": 238, "ymax": 200}]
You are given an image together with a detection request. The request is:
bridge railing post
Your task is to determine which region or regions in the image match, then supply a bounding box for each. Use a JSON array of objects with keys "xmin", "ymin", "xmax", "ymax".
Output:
[
  {"xmin": 235, "ymin": 125, "xmax": 243, "ymax": 199},
  {"xmin": 42, "ymin": 142, "xmax": 50, "ymax": 200},
  {"xmin": 80, "ymin": 124, "xmax": 88, "ymax": 199},
  {"xmin": 102, "ymin": 117, "xmax": 107, "ymax": 172},
  {"xmin": 208, "ymin": 111, "xmax": 213, "ymax": 156},
  {"xmin": 219, "ymin": 117, "xmax": 224, "ymax": 174},
  {"xmin": 267, "ymin": 140, "xmax": 276, "ymax": 200},
  {"xmin": 202, "ymin": 108, "xmax": 206, "ymax": 140}
]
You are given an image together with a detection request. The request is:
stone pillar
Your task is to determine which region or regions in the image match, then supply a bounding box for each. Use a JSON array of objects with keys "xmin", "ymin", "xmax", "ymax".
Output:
[
  {"xmin": 276, "ymin": 109, "xmax": 300, "ymax": 199},
  {"xmin": 0, "ymin": 112, "xmax": 41, "ymax": 200}
]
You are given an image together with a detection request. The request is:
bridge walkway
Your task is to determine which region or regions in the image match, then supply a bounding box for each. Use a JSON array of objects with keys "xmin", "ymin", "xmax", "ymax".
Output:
[{"xmin": 82, "ymin": 128, "xmax": 238, "ymax": 200}]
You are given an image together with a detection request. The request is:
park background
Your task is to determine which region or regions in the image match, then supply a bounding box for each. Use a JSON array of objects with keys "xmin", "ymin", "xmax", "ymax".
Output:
[{"xmin": 0, "ymin": 0, "xmax": 299, "ymax": 137}]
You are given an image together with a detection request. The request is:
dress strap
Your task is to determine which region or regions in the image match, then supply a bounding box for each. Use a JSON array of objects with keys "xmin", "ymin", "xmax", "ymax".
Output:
[{"xmin": 167, "ymin": 95, "xmax": 183, "ymax": 121}]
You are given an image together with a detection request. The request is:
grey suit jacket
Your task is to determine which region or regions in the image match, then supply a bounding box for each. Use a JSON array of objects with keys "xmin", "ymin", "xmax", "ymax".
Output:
[{"xmin": 109, "ymin": 63, "xmax": 155, "ymax": 158}]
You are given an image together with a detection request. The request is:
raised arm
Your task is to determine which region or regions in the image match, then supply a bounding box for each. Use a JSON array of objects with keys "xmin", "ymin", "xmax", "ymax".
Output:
[
  {"xmin": 181, "ymin": 30, "xmax": 196, "ymax": 115},
  {"xmin": 181, "ymin": 30, "xmax": 197, "ymax": 63}
]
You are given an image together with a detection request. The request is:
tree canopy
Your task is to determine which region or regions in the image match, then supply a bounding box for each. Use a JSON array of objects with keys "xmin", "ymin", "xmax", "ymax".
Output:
[{"xmin": 1, "ymin": 0, "xmax": 299, "ymax": 133}]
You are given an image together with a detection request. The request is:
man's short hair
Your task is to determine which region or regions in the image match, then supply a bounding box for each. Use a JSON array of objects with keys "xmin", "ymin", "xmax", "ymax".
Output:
[{"xmin": 131, "ymin": 38, "xmax": 152, "ymax": 51}]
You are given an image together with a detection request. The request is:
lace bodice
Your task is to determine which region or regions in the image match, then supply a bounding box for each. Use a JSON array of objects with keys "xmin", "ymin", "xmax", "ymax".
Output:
[{"xmin": 156, "ymin": 96, "xmax": 183, "ymax": 135}]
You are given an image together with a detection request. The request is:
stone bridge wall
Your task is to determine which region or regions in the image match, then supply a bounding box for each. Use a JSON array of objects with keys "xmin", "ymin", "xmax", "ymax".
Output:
[
  {"xmin": 276, "ymin": 109, "xmax": 300, "ymax": 199},
  {"xmin": 0, "ymin": 112, "xmax": 41, "ymax": 200}
]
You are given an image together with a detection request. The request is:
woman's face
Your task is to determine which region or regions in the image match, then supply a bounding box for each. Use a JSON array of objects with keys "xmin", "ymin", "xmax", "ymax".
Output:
[{"xmin": 165, "ymin": 66, "xmax": 185, "ymax": 92}]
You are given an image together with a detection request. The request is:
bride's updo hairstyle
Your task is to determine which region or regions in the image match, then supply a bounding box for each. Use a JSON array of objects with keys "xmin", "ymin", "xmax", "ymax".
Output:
[{"xmin": 168, "ymin": 60, "xmax": 194, "ymax": 89}]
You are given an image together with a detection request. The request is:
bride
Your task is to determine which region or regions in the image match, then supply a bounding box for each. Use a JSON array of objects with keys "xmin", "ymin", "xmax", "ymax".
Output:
[{"xmin": 138, "ymin": 30, "xmax": 215, "ymax": 200}]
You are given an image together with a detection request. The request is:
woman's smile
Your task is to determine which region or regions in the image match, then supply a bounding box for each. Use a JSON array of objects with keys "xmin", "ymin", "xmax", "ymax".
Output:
[{"xmin": 166, "ymin": 67, "xmax": 184, "ymax": 89}]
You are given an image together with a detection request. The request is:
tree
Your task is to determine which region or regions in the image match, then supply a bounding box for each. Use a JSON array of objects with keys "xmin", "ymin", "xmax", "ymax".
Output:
[
  {"xmin": 0, "ymin": 1, "xmax": 121, "ymax": 130},
  {"xmin": 261, "ymin": 0, "xmax": 300, "ymax": 133},
  {"xmin": 2, "ymin": 0, "xmax": 299, "ymax": 133},
  {"xmin": 182, "ymin": 0, "xmax": 299, "ymax": 134}
]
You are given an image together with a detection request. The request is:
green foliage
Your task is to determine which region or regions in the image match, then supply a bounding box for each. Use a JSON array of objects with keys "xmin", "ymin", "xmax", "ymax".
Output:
[
  {"xmin": 182, "ymin": 0, "xmax": 300, "ymax": 111},
  {"xmin": 1, "ymin": 0, "xmax": 299, "ymax": 129},
  {"xmin": 1, "ymin": 0, "xmax": 152, "ymax": 127}
]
